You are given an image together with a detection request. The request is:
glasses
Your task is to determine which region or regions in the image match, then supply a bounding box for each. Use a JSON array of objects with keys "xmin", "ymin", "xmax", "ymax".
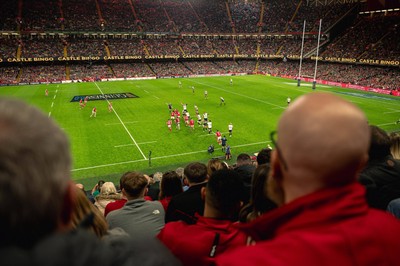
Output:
[{"xmin": 270, "ymin": 131, "xmax": 288, "ymax": 171}]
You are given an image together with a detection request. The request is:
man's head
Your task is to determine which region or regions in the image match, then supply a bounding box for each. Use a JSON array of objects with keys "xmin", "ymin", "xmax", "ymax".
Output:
[
  {"xmin": 0, "ymin": 98, "xmax": 72, "ymax": 248},
  {"xmin": 269, "ymin": 92, "xmax": 370, "ymax": 204},
  {"xmin": 120, "ymin": 172, "xmax": 148, "ymax": 200},
  {"xmin": 256, "ymin": 148, "xmax": 272, "ymax": 166},
  {"xmin": 368, "ymin": 125, "xmax": 391, "ymax": 161},
  {"xmin": 236, "ymin": 153, "xmax": 252, "ymax": 167},
  {"xmin": 203, "ymin": 169, "xmax": 244, "ymax": 219},
  {"xmin": 184, "ymin": 162, "xmax": 208, "ymax": 185}
]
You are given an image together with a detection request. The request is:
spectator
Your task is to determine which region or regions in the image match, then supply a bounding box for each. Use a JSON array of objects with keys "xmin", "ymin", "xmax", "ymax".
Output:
[
  {"xmin": 70, "ymin": 186, "xmax": 108, "ymax": 238},
  {"xmin": 390, "ymin": 132, "xmax": 400, "ymax": 160},
  {"xmin": 216, "ymin": 92, "xmax": 400, "ymax": 265},
  {"xmin": 207, "ymin": 158, "xmax": 228, "ymax": 178},
  {"xmin": 94, "ymin": 182, "xmax": 122, "ymax": 215},
  {"xmin": 234, "ymin": 153, "xmax": 256, "ymax": 204},
  {"xmin": 158, "ymin": 169, "xmax": 247, "ymax": 266},
  {"xmin": 148, "ymin": 172, "xmax": 162, "ymax": 201},
  {"xmin": 359, "ymin": 125, "xmax": 400, "ymax": 210},
  {"xmin": 0, "ymin": 98, "xmax": 180, "ymax": 265},
  {"xmin": 239, "ymin": 164, "xmax": 277, "ymax": 223},
  {"xmin": 159, "ymin": 171, "xmax": 184, "ymax": 211},
  {"xmin": 387, "ymin": 198, "xmax": 400, "ymax": 219},
  {"xmin": 104, "ymin": 175, "xmax": 128, "ymax": 217},
  {"xmin": 256, "ymin": 147, "xmax": 272, "ymax": 166},
  {"xmin": 91, "ymin": 180, "xmax": 105, "ymax": 198},
  {"xmin": 165, "ymin": 162, "xmax": 208, "ymax": 224},
  {"xmin": 106, "ymin": 172, "xmax": 165, "ymax": 240}
]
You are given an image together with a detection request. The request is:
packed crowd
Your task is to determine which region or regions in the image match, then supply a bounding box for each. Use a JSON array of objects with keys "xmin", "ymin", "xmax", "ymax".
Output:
[
  {"xmin": 0, "ymin": 59, "xmax": 399, "ymax": 89},
  {"xmin": 0, "ymin": 0, "xmax": 359, "ymax": 33},
  {"xmin": 0, "ymin": 67, "xmax": 19, "ymax": 84},
  {"xmin": 2, "ymin": 92, "xmax": 400, "ymax": 265},
  {"xmin": 322, "ymin": 14, "xmax": 400, "ymax": 59},
  {"xmin": 111, "ymin": 63, "xmax": 156, "ymax": 78},
  {"xmin": 258, "ymin": 60, "xmax": 400, "ymax": 90},
  {"xmin": 20, "ymin": 39, "xmax": 64, "ymax": 58},
  {"xmin": 107, "ymin": 38, "xmax": 145, "ymax": 56},
  {"xmin": 99, "ymin": 0, "xmax": 138, "ymax": 32},
  {"xmin": 67, "ymin": 38, "xmax": 106, "ymax": 57},
  {"xmin": 19, "ymin": 65, "xmax": 65, "ymax": 83},
  {"xmin": 70, "ymin": 64, "xmax": 114, "ymax": 81}
]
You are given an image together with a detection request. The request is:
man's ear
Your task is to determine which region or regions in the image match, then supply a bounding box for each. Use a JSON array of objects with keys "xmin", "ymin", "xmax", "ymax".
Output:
[
  {"xmin": 59, "ymin": 181, "xmax": 76, "ymax": 231},
  {"xmin": 266, "ymin": 150, "xmax": 285, "ymax": 206},
  {"xmin": 201, "ymin": 187, "xmax": 206, "ymax": 201}
]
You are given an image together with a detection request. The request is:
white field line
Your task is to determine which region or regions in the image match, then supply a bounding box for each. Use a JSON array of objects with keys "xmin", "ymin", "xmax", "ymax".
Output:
[
  {"xmin": 48, "ymin": 112, "xmax": 51, "ymax": 117},
  {"xmin": 94, "ymin": 82, "xmax": 147, "ymax": 160},
  {"xmin": 114, "ymin": 141, "xmax": 157, "ymax": 148},
  {"xmin": 383, "ymin": 110, "xmax": 400, "ymax": 114},
  {"xmin": 72, "ymin": 140, "xmax": 271, "ymax": 172},
  {"xmin": 51, "ymin": 102, "xmax": 54, "ymax": 108},
  {"xmin": 198, "ymin": 131, "xmax": 230, "ymax": 137},
  {"xmin": 377, "ymin": 122, "xmax": 398, "ymax": 127},
  {"xmin": 105, "ymin": 121, "xmax": 139, "ymax": 126},
  {"xmin": 191, "ymin": 80, "xmax": 286, "ymax": 109},
  {"xmin": 53, "ymin": 95, "xmax": 56, "ymax": 99},
  {"xmin": 144, "ymin": 90, "xmax": 149, "ymax": 93},
  {"xmin": 153, "ymin": 95, "xmax": 160, "ymax": 99}
]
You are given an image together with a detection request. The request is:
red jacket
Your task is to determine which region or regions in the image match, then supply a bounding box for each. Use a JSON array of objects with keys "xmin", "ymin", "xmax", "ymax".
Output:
[
  {"xmin": 216, "ymin": 183, "xmax": 400, "ymax": 266},
  {"xmin": 158, "ymin": 215, "xmax": 247, "ymax": 266}
]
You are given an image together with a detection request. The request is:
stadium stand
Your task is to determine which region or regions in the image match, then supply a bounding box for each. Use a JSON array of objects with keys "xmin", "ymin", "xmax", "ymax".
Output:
[{"xmin": 0, "ymin": 0, "xmax": 398, "ymax": 91}]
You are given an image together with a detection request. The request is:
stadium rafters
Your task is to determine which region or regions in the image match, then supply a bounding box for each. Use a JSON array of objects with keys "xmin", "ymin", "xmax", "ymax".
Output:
[{"xmin": 307, "ymin": 0, "xmax": 361, "ymax": 6}]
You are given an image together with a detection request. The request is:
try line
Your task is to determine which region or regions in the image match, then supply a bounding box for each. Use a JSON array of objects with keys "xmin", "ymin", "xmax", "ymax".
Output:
[
  {"xmin": 72, "ymin": 140, "xmax": 272, "ymax": 172},
  {"xmin": 94, "ymin": 82, "xmax": 147, "ymax": 160}
]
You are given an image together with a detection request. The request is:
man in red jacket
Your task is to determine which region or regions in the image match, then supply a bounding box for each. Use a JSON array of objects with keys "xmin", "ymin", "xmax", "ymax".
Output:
[
  {"xmin": 216, "ymin": 92, "xmax": 400, "ymax": 266},
  {"xmin": 158, "ymin": 169, "xmax": 247, "ymax": 266}
]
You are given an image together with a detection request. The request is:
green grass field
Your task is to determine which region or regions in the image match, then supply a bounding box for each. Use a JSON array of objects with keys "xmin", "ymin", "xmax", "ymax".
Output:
[{"xmin": 1, "ymin": 75, "xmax": 399, "ymax": 187}]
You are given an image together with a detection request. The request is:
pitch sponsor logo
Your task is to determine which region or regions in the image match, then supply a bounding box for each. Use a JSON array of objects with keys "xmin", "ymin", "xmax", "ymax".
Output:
[{"xmin": 71, "ymin": 93, "xmax": 138, "ymax": 102}]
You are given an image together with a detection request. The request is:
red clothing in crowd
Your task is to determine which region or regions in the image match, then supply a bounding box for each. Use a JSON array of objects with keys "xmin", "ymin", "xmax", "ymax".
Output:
[
  {"xmin": 158, "ymin": 215, "xmax": 247, "ymax": 266},
  {"xmin": 104, "ymin": 196, "xmax": 152, "ymax": 217},
  {"xmin": 159, "ymin": 196, "xmax": 172, "ymax": 211},
  {"xmin": 104, "ymin": 199, "xmax": 127, "ymax": 217},
  {"xmin": 216, "ymin": 183, "xmax": 400, "ymax": 266}
]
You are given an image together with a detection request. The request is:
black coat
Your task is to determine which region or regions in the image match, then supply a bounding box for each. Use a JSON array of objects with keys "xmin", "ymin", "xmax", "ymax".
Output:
[
  {"xmin": 359, "ymin": 155, "xmax": 400, "ymax": 210},
  {"xmin": 165, "ymin": 182, "xmax": 207, "ymax": 224}
]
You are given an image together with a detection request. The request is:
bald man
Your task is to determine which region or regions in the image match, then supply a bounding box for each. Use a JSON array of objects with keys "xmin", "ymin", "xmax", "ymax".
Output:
[{"xmin": 216, "ymin": 92, "xmax": 400, "ymax": 266}]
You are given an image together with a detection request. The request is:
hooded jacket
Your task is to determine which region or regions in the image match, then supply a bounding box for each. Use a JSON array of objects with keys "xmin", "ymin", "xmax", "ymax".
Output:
[{"xmin": 216, "ymin": 183, "xmax": 400, "ymax": 266}]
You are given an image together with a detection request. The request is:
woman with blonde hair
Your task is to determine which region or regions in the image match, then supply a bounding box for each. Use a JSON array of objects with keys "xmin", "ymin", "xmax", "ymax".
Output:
[
  {"xmin": 206, "ymin": 158, "xmax": 228, "ymax": 177},
  {"xmin": 390, "ymin": 132, "xmax": 400, "ymax": 159},
  {"xmin": 94, "ymin": 182, "xmax": 121, "ymax": 215}
]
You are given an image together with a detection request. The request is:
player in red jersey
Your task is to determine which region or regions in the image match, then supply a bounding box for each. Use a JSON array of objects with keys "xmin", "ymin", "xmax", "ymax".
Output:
[
  {"xmin": 184, "ymin": 114, "xmax": 189, "ymax": 126},
  {"xmin": 79, "ymin": 99, "xmax": 85, "ymax": 109},
  {"xmin": 45, "ymin": 89, "xmax": 49, "ymax": 97},
  {"xmin": 90, "ymin": 107, "xmax": 97, "ymax": 118},
  {"xmin": 167, "ymin": 119, "xmax": 172, "ymax": 132},
  {"xmin": 175, "ymin": 117, "xmax": 181, "ymax": 130},
  {"xmin": 84, "ymin": 96, "xmax": 89, "ymax": 105},
  {"xmin": 216, "ymin": 130, "xmax": 222, "ymax": 145},
  {"xmin": 189, "ymin": 118, "xmax": 195, "ymax": 131}
]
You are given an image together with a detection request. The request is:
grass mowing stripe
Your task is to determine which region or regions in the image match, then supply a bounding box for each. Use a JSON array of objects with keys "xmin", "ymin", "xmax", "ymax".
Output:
[
  {"xmin": 94, "ymin": 82, "xmax": 147, "ymax": 160},
  {"xmin": 191, "ymin": 80, "xmax": 285, "ymax": 109}
]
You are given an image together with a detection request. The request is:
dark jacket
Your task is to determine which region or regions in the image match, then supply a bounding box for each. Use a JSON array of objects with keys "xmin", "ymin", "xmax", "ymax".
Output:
[
  {"xmin": 359, "ymin": 155, "xmax": 400, "ymax": 210},
  {"xmin": 165, "ymin": 182, "xmax": 207, "ymax": 224},
  {"xmin": 0, "ymin": 230, "xmax": 181, "ymax": 266},
  {"xmin": 234, "ymin": 164, "xmax": 256, "ymax": 204}
]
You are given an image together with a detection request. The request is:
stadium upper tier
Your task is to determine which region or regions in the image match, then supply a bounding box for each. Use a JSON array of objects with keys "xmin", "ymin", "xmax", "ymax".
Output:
[{"xmin": 0, "ymin": 0, "xmax": 357, "ymax": 33}]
